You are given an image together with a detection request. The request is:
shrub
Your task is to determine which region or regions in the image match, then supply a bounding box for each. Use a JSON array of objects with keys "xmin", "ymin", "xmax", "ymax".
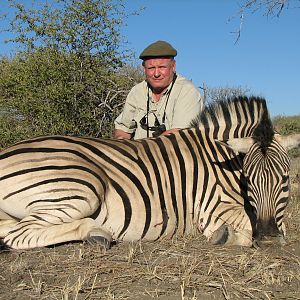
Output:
[
  {"xmin": 273, "ymin": 115, "xmax": 300, "ymax": 158},
  {"xmin": 0, "ymin": 48, "xmax": 143, "ymax": 148}
]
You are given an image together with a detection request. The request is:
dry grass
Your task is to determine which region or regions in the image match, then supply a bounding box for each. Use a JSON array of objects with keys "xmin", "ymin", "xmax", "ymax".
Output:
[{"xmin": 0, "ymin": 158, "xmax": 299, "ymax": 300}]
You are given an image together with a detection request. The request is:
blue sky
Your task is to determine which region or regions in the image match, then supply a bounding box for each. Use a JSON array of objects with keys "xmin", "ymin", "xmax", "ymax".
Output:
[
  {"xmin": 0, "ymin": 0, "xmax": 299, "ymax": 116},
  {"xmin": 122, "ymin": 0, "xmax": 300, "ymax": 117}
]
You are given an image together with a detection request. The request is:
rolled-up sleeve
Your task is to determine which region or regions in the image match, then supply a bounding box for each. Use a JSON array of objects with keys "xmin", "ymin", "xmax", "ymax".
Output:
[{"xmin": 114, "ymin": 89, "xmax": 138, "ymax": 134}]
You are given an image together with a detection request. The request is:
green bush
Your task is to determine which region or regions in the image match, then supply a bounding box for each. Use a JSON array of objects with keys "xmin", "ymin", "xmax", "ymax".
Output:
[
  {"xmin": 273, "ymin": 115, "xmax": 300, "ymax": 158},
  {"xmin": 273, "ymin": 115, "xmax": 300, "ymax": 135},
  {"xmin": 0, "ymin": 0, "xmax": 145, "ymax": 148},
  {"xmin": 0, "ymin": 48, "xmax": 143, "ymax": 148}
]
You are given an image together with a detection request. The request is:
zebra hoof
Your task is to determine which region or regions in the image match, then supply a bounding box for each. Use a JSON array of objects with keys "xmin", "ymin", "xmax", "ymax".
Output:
[
  {"xmin": 87, "ymin": 235, "xmax": 111, "ymax": 250},
  {"xmin": 210, "ymin": 224, "xmax": 230, "ymax": 245}
]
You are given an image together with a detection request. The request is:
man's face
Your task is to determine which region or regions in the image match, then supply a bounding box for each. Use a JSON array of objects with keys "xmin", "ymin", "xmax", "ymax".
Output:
[{"xmin": 143, "ymin": 58, "xmax": 176, "ymax": 93}]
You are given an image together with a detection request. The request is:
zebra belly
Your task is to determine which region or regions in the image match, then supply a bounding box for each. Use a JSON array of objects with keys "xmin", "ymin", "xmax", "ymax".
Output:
[{"xmin": 96, "ymin": 189, "xmax": 178, "ymax": 242}]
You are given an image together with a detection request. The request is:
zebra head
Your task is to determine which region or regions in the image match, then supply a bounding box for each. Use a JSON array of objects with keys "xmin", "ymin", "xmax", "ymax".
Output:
[{"xmin": 221, "ymin": 132, "xmax": 300, "ymax": 245}]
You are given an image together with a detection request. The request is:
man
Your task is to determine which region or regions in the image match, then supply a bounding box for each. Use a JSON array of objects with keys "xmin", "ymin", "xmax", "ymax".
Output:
[{"xmin": 114, "ymin": 40, "xmax": 203, "ymax": 139}]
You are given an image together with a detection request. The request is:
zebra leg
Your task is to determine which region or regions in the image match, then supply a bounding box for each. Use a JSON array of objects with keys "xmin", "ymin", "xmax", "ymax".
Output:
[
  {"xmin": 3, "ymin": 216, "xmax": 111, "ymax": 250},
  {"xmin": 210, "ymin": 224, "xmax": 252, "ymax": 247}
]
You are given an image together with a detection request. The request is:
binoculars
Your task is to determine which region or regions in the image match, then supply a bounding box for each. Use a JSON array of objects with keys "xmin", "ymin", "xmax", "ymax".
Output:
[{"xmin": 152, "ymin": 124, "xmax": 166, "ymax": 137}]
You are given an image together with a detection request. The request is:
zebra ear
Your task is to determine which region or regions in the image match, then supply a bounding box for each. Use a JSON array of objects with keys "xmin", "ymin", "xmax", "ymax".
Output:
[
  {"xmin": 216, "ymin": 137, "xmax": 255, "ymax": 154},
  {"xmin": 275, "ymin": 133, "xmax": 300, "ymax": 151}
]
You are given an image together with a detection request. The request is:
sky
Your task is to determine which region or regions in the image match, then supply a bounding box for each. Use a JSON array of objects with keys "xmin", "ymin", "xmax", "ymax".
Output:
[
  {"xmin": 0, "ymin": 0, "xmax": 299, "ymax": 116},
  {"xmin": 121, "ymin": 0, "xmax": 300, "ymax": 117}
]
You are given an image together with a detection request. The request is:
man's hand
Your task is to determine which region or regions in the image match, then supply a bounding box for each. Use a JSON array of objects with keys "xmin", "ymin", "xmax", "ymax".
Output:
[
  {"xmin": 114, "ymin": 129, "xmax": 132, "ymax": 140},
  {"xmin": 160, "ymin": 128, "xmax": 180, "ymax": 136}
]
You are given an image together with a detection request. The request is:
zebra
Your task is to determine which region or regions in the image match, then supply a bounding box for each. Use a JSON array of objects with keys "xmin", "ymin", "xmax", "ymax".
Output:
[{"xmin": 0, "ymin": 96, "xmax": 299, "ymax": 250}]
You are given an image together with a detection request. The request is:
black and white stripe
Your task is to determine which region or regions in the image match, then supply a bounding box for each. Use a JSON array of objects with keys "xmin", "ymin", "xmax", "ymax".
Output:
[{"xmin": 0, "ymin": 96, "xmax": 298, "ymax": 249}]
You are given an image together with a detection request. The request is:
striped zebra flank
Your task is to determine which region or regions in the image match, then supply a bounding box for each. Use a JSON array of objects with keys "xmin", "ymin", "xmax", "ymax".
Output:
[{"xmin": 0, "ymin": 96, "xmax": 299, "ymax": 250}]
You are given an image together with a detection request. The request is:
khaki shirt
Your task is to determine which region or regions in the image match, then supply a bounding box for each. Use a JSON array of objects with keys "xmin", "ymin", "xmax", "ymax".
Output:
[{"xmin": 114, "ymin": 74, "xmax": 203, "ymax": 139}]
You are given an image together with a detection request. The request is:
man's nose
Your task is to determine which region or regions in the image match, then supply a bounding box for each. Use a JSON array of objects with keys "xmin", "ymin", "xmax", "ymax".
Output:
[{"xmin": 154, "ymin": 68, "xmax": 161, "ymax": 77}]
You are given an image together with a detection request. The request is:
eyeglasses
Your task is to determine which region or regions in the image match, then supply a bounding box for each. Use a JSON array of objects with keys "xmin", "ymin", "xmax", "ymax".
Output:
[{"xmin": 140, "ymin": 112, "xmax": 166, "ymax": 137}]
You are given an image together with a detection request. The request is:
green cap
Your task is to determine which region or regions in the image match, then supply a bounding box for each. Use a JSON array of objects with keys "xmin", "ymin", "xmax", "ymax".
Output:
[{"xmin": 139, "ymin": 40, "xmax": 177, "ymax": 60}]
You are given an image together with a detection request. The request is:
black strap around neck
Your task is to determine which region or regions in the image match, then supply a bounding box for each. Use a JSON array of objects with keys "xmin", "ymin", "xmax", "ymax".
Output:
[{"xmin": 162, "ymin": 73, "xmax": 177, "ymax": 123}]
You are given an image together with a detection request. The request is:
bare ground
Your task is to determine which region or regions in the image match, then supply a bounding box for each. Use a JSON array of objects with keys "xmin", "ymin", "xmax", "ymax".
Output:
[{"xmin": 0, "ymin": 158, "xmax": 299, "ymax": 300}]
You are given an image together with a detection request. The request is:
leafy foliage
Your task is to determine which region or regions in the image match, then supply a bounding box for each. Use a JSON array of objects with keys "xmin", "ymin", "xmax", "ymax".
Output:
[
  {"xmin": 5, "ymin": 0, "xmax": 137, "ymax": 65},
  {"xmin": 273, "ymin": 115, "xmax": 300, "ymax": 135},
  {"xmin": 0, "ymin": 0, "xmax": 144, "ymax": 148},
  {"xmin": 273, "ymin": 114, "xmax": 300, "ymax": 157},
  {"xmin": 0, "ymin": 48, "xmax": 143, "ymax": 147}
]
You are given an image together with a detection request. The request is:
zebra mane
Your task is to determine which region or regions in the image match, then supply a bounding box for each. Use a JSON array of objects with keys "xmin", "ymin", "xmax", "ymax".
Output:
[{"xmin": 190, "ymin": 96, "xmax": 274, "ymax": 144}]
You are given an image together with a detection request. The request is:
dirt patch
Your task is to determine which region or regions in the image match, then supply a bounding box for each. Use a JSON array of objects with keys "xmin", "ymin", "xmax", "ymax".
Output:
[{"xmin": 1, "ymin": 158, "xmax": 299, "ymax": 300}]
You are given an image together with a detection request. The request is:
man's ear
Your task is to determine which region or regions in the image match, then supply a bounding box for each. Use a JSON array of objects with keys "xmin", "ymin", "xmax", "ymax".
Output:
[
  {"xmin": 275, "ymin": 133, "xmax": 300, "ymax": 151},
  {"xmin": 172, "ymin": 60, "xmax": 176, "ymax": 73},
  {"xmin": 215, "ymin": 137, "xmax": 255, "ymax": 154}
]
